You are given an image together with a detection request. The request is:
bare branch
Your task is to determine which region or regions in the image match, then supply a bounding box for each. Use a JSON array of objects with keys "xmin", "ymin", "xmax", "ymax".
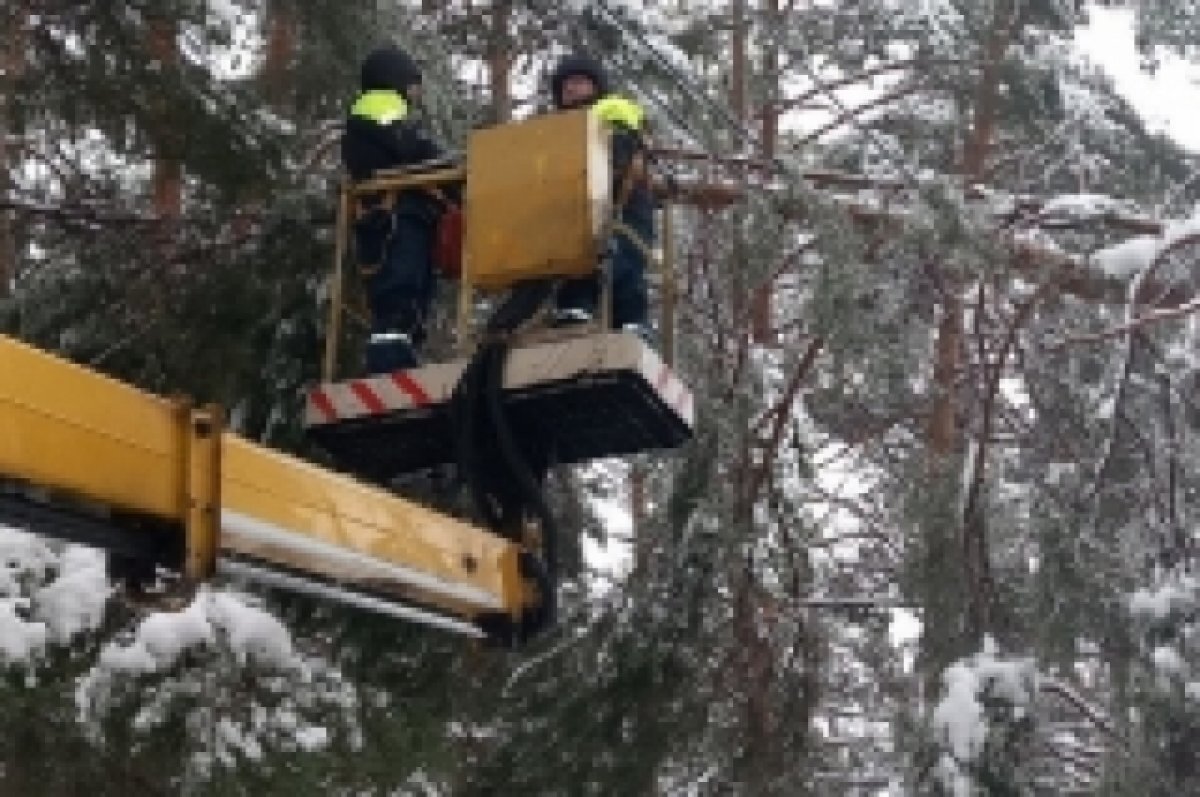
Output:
[
  {"xmin": 1038, "ymin": 676, "xmax": 1127, "ymax": 749},
  {"xmin": 1049, "ymin": 295, "xmax": 1200, "ymax": 350},
  {"xmin": 749, "ymin": 336, "xmax": 825, "ymax": 500}
]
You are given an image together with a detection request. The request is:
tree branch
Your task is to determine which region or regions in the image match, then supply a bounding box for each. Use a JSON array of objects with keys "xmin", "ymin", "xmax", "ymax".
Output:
[{"xmin": 749, "ymin": 336, "xmax": 825, "ymax": 500}]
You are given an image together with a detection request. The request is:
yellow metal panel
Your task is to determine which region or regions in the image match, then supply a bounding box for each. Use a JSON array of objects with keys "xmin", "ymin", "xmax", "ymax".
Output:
[
  {"xmin": 0, "ymin": 335, "xmax": 183, "ymax": 519},
  {"xmin": 464, "ymin": 109, "xmax": 612, "ymax": 290},
  {"xmin": 220, "ymin": 435, "xmax": 519, "ymax": 615},
  {"xmin": 184, "ymin": 406, "xmax": 222, "ymax": 582}
]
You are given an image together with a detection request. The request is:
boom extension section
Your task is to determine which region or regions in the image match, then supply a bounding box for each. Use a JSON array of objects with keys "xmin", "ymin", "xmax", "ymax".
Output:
[{"xmin": 0, "ymin": 334, "xmax": 540, "ymax": 638}]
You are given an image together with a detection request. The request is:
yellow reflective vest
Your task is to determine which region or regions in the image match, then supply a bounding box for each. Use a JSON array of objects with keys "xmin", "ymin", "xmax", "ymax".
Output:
[
  {"xmin": 350, "ymin": 90, "xmax": 409, "ymax": 125},
  {"xmin": 591, "ymin": 95, "xmax": 644, "ymax": 131}
]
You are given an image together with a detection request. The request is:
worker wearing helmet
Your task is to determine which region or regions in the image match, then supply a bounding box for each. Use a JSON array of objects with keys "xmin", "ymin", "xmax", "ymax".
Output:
[
  {"xmin": 549, "ymin": 53, "xmax": 654, "ymax": 340},
  {"xmin": 342, "ymin": 44, "xmax": 445, "ymax": 373}
]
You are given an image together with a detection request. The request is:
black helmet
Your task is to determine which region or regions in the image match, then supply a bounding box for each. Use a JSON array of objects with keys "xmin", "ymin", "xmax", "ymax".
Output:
[
  {"xmin": 360, "ymin": 45, "xmax": 422, "ymax": 95},
  {"xmin": 550, "ymin": 52, "xmax": 609, "ymax": 109}
]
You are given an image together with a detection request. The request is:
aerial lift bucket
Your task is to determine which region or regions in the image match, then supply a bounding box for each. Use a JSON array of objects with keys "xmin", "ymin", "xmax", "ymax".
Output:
[{"xmin": 312, "ymin": 108, "xmax": 694, "ymax": 483}]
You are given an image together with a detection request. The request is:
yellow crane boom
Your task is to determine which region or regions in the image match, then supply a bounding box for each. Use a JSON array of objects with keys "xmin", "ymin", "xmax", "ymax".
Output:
[{"xmin": 0, "ymin": 333, "xmax": 535, "ymax": 638}]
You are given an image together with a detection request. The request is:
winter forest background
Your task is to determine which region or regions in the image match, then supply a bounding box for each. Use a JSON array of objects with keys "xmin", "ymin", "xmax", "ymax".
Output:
[{"xmin": 1, "ymin": 1, "xmax": 1199, "ymax": 794}]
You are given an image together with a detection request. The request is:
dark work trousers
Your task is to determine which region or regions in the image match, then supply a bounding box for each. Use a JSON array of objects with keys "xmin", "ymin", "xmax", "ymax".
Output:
[
  {"xmin": 355, "ymin": 205, "xmax": 436, "ymax": 373},
  {"xmin": 556, "ymin": 210, "xmax": 654, "ymax": 328}
]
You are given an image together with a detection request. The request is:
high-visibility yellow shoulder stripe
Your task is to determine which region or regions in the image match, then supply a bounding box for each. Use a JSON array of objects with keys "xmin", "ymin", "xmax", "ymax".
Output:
[
  {"xmin": 592, "ymin": 95, "xmax": 644, "ymax": 130},
  {"xmin": 351, "ymin": 90, "xmax": 409, "ymax": 125}
]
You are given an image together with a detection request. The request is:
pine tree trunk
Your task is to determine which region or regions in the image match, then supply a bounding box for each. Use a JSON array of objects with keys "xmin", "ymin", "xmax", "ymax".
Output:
[
  {"xmin": 760, "ymin": 0, "xmax": 779, "ymax": 163},
  {"xmin": 0, "ymin": 4, "xmax": 26, "ymax": 300},
  {"xmin": 733, "ymin": 580, "xmax": 783, "ymax": 791},
  {"xmin": 927, "ymin": 297, "xmax": 962, "ymax": 456},
  {"xmin": 730, "ymin": 0, "xmax": 747, "ymax": 123},
  {"xmin": 630, "ymin": 462, "xmax": 648, "ymax": 571},
  {"xmin": 927, "ymin": 4, "xmax": 1012, "ymax": 654},
  {"xmin": 234, "ymin": 0, "xmax": 296, "ymax": 244},
  {"xmin": 262, "ymin": 0, "xmax": 297, "ymax": 110},
  {"xmin": 928, "ymin": 3, "xmax": 1007, "ymax": 458},
  {"xmin": 488, "ymin": 0, "xmax": 511, "ymax": 123},
  {"xmin": 750, "ymin": 0, "xmax": 779, "ymax": 345},
  {"xmin": 727, "ymin": 2, "xmax": 780, "ymax": 752},
  {"xmin": 148, "ymin": 15, "xmax": 182, "ymax": 222}
]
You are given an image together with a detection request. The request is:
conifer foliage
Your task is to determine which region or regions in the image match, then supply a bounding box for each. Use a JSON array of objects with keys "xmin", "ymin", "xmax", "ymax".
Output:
[{"xmin": 1, "ymin": 2, "xmax": 1199, "ymax": 794}]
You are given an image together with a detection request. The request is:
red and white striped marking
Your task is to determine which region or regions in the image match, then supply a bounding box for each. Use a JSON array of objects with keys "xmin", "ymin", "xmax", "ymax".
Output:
[
  {"xmin": 652, "ymin": 362, "xmax": 694, "ymax": 426},
  {"xmin": 305, "ymin": 333, "xmax": 695, "ymax": 430},
  {"xmin": 306, "ymin": 370, "xmax": 436, "ymax": 425}
]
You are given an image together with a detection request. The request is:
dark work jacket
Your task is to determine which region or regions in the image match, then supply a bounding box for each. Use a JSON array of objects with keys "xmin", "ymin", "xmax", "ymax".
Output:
[
  {"xmin": 611, "ymin": 124, "xmax": 654, "ymax": 236},
  {"xmin": 586, "ymin": 94, "xmax": 653, "ymax": 237},
  {"xmin": 340, "ymin": 90, "xmax": 446, "ymax": 221}
]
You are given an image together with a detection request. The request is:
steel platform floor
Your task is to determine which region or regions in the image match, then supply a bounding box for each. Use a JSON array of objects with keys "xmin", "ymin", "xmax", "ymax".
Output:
[{"xmin": 305, "ymin": 332, "xmax": 693, "ymax": 480}]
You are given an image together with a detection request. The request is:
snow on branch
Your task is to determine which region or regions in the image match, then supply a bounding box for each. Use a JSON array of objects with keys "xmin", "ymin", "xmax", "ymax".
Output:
[
  {"xmin": 1129, "ymin": 573, "xmax": 1199, "ymax": 622},
  {"xmin": 74, "ymin": 587, "xmax": 363, "ymax": 777},
  {"xmin": 933, "ymin": 636, "xmax": 1036, "ymax": 761},
  {"xmin": 1124, "ymin": 569, "xmax": 1200, "ymax": 706},
  {"xmin": 653, "ymin": 163, "xmax": 1198, "ymax": 306},
  {"xmin": 0, "ymin": 525, "xmax": 110, "ymax": 667},
  {"xmin": 931, "ymin": 636, "xmax": 1037, "ymax": 794},
  {"xmin": 1091, "ymin": 218, "xmax": 1200, "ymax": 281},
  {"xmin": 0, "ymin": 524, "xmax": 358, "ymax": 775}
]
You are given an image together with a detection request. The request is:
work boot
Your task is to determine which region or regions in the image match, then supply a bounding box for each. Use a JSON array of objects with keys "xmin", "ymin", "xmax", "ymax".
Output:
[
  {"xmin": 366, "ymin": 331, "xmax": 418, "ymax": 374},
  {"xmin": 551, "ymin": 307, "xmax": 593, "ymax": 327},
  {"xmin": 620, "ymin": 322, "xmax": 655, "ymax": 348}
]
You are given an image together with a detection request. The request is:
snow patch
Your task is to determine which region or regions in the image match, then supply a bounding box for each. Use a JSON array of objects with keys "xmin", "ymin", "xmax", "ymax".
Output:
[
  {"xmin": 293, "ymin": 725, "xmax": 329, "ymax": 752},
  {"xmin": 33, "ymin": 547, "xmax": 112, "ymax": 643},
  {"xmin": 88, "ymin": 588, "xmax": 300, "ymax": 679},
  {"xmin": 207, "ymin": 591, "xmax": 295, "ymax": 669},
  {"xmin": 1151, "ymin": 645, "xmax": 1186, "ymax": 677},
  {"xmin": 1093, "ymin": 235, "xmax": 1162, "ymax": 279},
  {"xmin": 216, "ymin": 717, "xmax": 264, "ymax": 765},
  {"xmin": 0, "ymin": 526, "xmax": 111, "ymax": 662},
  {"xmin": 1039, "ymin": 192, "xmax": 1124, "ymax": 222},
  {"xmin": 932, "ymin": 636, "xmax": 1036, "ymax": 794},
  {"xmin": 0, "ymin": 525, "xmax": 56, "ymax": 596},
  {"xmin": 1129, "ymin": 575, "xmax": 1198, "ymax": 621},
  {"xmin": 1092, "ymin": 212, "xmax": 1200, "ymax": 279},
  {"xmin": 75, "ymin": 586, "xmax": 354, "ymax": 777},
  {"xmin": 98, "ymin": 598, "xmax": 215, "ymax": 674},
  {"xmin": 0, "ymin": 600, "xmax": 47, "ymax": 664}
]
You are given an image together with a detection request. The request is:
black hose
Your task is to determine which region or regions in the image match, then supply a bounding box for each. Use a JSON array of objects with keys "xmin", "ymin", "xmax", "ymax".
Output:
[
  {"xmin": 485, "ymin": 280, "xmax": 555, "ymax": 334},
  {"xmin": 483, "ymin": 336, "xmax": 558, "ymax": 631},
  {"xmin": 450, "ymin": 280, "xmax": 560, "ymax": 638},
  {"xmin": 450, "ymin": 345, "xmax": 503, "ymax": 531}
]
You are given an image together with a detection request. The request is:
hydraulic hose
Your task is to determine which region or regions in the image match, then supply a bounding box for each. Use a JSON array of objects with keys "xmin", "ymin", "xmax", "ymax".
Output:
[{"xmin": 450, "ymin": 280, "xmax": 560, "ymax": 639}]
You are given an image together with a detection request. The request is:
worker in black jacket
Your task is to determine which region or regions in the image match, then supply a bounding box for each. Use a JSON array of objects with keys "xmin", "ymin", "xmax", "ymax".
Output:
[
  {"xmin": 342, "ymin": 44, "xmax": 445, "ymax": 373},
  {"xmin": 549, "ymin": 53, "xmax": 654, "ymax": 340}
]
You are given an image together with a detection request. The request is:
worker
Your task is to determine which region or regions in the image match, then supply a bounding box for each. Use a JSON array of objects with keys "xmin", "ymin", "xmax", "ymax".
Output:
[
  {"xmin": 549, "ymin": 53, "xmax": 654, "ymax": 341},
  {"xmin": 342, "ymin": 44, "xmax": 446, "ymax": 373}
]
